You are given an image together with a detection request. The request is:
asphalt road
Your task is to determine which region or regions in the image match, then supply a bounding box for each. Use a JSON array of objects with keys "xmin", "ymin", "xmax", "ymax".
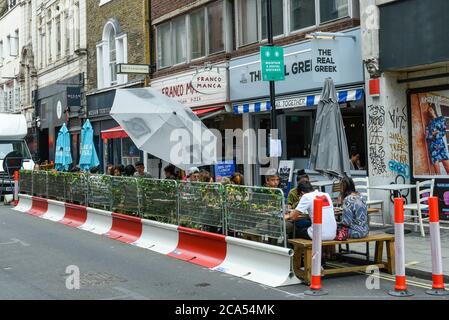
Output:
[{"xmin": 0, "ymin": 204, "xmax": 447, "ymax": 301}]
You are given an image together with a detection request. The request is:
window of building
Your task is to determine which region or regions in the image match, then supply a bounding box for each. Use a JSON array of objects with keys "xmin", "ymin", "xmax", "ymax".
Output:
[
  {"xmin": 156, "ymin": 22, "xmax": 171, "ymax": 68},
  {"xmin": 156, "ymin": 0, "xmax": 228, "ymax": 69},
  {"xmin": 173, "ymin": 16, "xmax": 187, "ymax": 64},
  {"xmin": 108, "ymin": 28, "xmax": 117, "ymax": 85},
  {"xmin": 319, "ymin": 0, "xmax": 349, "ymax": 23},
  {"xmin": 236, "ymin": 0, "xmax": 351, "ymax": 47},
  {"xmin": 190, "ymin": 9, "xmax": 206, "ymax": 60},
  {"xmin": 56, "ymin": 16, "xmax": 61, "ymax": 58},
  {"xmin": 65, "ymin": 12, "xmax": 70, "ymax": 55},
  {"xmin": 47, "ymin": 20, "xmax": 52, "ymax": 63},
  {"xmin": 290, "ymin": 0, "xmax": 316, "ymax": 31},
  {"xmin": 39, "ymin": 28, "xmax": 45, "ymax": 68},
  {"xmin": 96, "ymin": 20, "xmax": 128, "ymax": 89},
  {"xmin": 0, "ymin": 41, "xmax": 3, "ymax": 66},
  {"xmin": 208, "ymin": 0, "xmax": 225, "ymax": 54}
]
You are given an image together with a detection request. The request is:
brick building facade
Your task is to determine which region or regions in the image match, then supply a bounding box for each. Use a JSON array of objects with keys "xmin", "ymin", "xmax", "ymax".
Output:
[{"xmin": 85, "ymin": 0, "xmax": 150, "ymax": 172}]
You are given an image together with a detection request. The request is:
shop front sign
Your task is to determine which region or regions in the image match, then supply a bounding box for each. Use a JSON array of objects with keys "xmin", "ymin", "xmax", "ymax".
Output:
[
  {"xmin": 151, "ymin": 66, "xmax": 228, "ymax": 108},
  {"xmin": 229, "ymin": 29, "xmax": 363, "ymax": 101}
]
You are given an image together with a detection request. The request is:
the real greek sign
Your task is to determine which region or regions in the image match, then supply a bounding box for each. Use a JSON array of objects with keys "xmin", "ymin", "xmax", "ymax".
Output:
[
  {"xmin": 311, "ymin": 38, "xmax": 340, "ymax": 82},
  {"xmin": 229, "ymin": 29, "xmax": 363, "ymax": 101}
]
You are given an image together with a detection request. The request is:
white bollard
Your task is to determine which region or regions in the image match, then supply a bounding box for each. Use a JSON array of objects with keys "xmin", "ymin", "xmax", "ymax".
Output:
[
  {"xmin": 426, "ymin": 197, "xmax": 449, "ymax": 296},
  {"xmin": 304, "ymin": 197, "xmax": 328, "ymax": 296},
  {"xmin": 389, "ymin": 197, "xmax": 413, "ymax": 297}
]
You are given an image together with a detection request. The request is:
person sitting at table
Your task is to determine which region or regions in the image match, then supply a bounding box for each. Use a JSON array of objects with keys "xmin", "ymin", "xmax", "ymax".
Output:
[
  {"xmin": 287, "ymin": 169, "xmax": 310, "ymax": 209},
  {"xmin": 285, "ymin": 181, "xmax": 337, "ymax": 241},
  {"xmin": 335, "ymin": 176, "xmax": 369, "ymax": 240}
]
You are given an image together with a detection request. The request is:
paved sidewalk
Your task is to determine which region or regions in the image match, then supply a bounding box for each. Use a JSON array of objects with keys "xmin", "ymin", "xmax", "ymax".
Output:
[{"xmin": 345, "ymin": 225, "xmax": 449, "ymax": 279}]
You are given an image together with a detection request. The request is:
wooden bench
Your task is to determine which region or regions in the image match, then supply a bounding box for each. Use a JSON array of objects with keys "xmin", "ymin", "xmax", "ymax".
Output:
[{"xmin": 288, "ymin": 233, "xmax": 395, "ymax": 285}]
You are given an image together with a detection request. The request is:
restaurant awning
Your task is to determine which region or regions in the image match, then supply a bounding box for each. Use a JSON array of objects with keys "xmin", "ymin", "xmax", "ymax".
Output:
[
  {"xmin": 101, "ymin": 126, "xmax": 129, "ymax": 140},
  {"xmin": 192, "ymin": 106, "xmax": 224, "ymax": 117}
]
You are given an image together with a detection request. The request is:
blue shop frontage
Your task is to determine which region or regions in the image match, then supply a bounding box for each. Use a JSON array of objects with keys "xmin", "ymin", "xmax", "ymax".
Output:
[{"xmin": 229, "ymin": 28, "xmax": 368, "ymax": 186}]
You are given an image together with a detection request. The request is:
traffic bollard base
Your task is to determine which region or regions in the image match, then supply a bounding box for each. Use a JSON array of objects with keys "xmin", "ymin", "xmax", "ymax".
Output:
[
  {"xmin": 304, "ymin": 289, "xmax": 328, "ymax": 296},
  {"xmin": 426, "ymin": 289, "xmax": 449, "ymax": 296},
  {"xmin": 388, "ymin": 289, "xmax": 414, "ymax": 297}
]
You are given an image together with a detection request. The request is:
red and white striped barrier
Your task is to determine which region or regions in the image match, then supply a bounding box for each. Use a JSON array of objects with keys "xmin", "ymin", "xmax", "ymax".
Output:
[
  {"xmin": 13, "ymin": 194, "xmax": 33, "ymax": 213},
  {"xmin": 132, "ymin": 218, "xmax": 179, "ymax": 254},
  {"xmin": 43, "ymin": 199, "xmax": 66, "ymax": 222},
  {"xmin": 13, "ymin": 171, "xmax": 19, "ymax": 206},
  {"xmin": 389, "ymin": 197, "xmax": 414, "ymax": 297},
  {"xmin": 168, "ymin": 227, "xmax": 227, "ymax": 268},
  {"xmin": 213, "ymin": 237, "xmax": 298, "ymax": 287},
  {"xmin": 13, "ymin": 194, "xmax": 299, "ymax": 288},
  {"xmin": 105, "ymin": 213, "xmax": 142, "ymax": 243},
  {"xmin": 426, "ymin": 197, "xmax": 449, "ymax": 296},
  {"xmin": 304, "ymin": 197, "xmax": 328, "ymax": 296},
  {"xmin": 79, "ymin": 207, "xmax": 113, "ymax": 235}
]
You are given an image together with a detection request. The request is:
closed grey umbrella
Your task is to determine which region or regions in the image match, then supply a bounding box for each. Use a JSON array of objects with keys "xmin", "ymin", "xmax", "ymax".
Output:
[{"xmin": 309, "ymin": 78, "xmax": 351, "ymax": 178}]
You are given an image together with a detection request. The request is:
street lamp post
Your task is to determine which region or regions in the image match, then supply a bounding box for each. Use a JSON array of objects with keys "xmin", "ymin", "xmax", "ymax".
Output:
[{"xmin": 266, "ymin": 0, "xmax": 277, "ymax": 132}]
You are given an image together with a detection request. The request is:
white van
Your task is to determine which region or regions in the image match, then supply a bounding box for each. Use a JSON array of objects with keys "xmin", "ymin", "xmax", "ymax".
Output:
[{"xmin": 0, "ymin": 114, "xmax": 35, "ymax": 197}]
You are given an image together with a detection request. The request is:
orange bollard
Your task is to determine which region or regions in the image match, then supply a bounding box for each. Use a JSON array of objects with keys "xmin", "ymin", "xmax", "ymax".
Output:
[
  {"xmin": 13, "ymin": 170, "xmax": 19, "ymax": 206},
  {"xmin": 426, "ymin": 197, "xmax": 449, "ymax": 296},
  {"xmin": 388, "ymin": 198, "xmax": 413, "ymax": 297},
  {"xmin": 304, "ymin": 197, "xmax": 328, "ymax": 296}
]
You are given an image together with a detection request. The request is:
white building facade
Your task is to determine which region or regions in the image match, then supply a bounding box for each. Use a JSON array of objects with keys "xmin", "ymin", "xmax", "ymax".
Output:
[{"xmin": 0, "ymin": 0, "xmax": 23, "ymax": 115}]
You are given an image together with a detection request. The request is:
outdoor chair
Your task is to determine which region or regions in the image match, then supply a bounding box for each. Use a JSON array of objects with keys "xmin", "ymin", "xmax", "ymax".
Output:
[
  {"xmin": 403, "ymin": 179, "xmax": 435, "ymax": 237},
  {"xmin": 352, "ymin": 177, "xmax": 385, "ymax": 226}
]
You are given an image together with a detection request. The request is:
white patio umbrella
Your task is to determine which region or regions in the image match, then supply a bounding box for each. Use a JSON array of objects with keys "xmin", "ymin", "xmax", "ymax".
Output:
[{"xmin": 110, "ymin": 87, "xmax": 218, "ymax": 170}]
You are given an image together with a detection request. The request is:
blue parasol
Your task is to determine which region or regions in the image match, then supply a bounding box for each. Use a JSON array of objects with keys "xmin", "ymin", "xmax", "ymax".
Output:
[{"xmin": 79, "ymin": 119, "xmax": 100, "ymax": 171}]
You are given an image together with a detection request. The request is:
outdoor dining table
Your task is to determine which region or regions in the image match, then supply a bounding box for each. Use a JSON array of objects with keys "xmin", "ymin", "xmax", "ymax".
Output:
[{"xmin": 367, "ymin": 183, "xmax": 417, "ymax": 234}]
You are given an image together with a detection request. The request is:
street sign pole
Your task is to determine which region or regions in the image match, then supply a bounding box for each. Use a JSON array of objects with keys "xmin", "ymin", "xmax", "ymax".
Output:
[{"xmin": 266, "ymin": 0, "xmax": 277, "ymax": 132}]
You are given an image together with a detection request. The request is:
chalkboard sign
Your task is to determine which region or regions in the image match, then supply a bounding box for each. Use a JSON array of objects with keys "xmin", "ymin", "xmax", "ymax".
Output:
[{"xmin": 278, "ymin": 161, "xmax": 295, "ymax": 197}]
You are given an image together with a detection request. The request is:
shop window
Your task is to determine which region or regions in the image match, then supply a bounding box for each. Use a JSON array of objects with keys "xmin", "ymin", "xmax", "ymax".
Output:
[
  {"xmin": 290, "ymin": 0, "xmax": 316, "ymax": 31},
  {"xmin": 286, "ymin": 114, "xmax": 313, "ymax": 158},
  {"xmin": 122, "ymin": 137, "xmax": 140, "ymax": 166},
  {"xmin": 319, "ymin": 0, "xmax": 349, "ymax": 24}
]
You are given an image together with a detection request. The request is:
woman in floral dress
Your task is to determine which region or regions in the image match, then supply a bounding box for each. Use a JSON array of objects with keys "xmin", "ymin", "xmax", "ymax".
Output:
[
  {"xmin": 425, "ymin": 103, "xmax": 449, "ymax": 175},
  {"xmin": 336, "ymin": 176, "xmax": 369, "ymax": 240}
]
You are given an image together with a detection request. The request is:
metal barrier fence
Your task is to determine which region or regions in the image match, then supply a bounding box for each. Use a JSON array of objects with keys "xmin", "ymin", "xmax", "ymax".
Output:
[
  {"xmin": 178, "ymin": 182, "xmax": 225, "ymax": 232},
  {"xmin": 225, "ymin": 185, "xmax": 287, "ymax": 247},
  {"xmin": 138, "ymin": 178, "xmax": 178, "ymax": 225},
  {"xmin": 18, "ymin": 171, "xmax": 288, "ymax": 247}
]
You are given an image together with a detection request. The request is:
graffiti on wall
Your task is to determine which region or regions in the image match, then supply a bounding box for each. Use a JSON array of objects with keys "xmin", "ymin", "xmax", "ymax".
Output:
[
  {"xmin": 388, "ymin": 105, "xmax": 407, "ymax": 135},
  {"xmin": 368, "ymin": 105, "xmax": 388, "ymax": 175}
]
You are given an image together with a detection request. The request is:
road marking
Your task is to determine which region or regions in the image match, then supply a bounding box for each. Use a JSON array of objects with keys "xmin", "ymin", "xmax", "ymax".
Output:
[{"xmin": 0, "ymin": 238, "xmax": 30, "ymax": 247}]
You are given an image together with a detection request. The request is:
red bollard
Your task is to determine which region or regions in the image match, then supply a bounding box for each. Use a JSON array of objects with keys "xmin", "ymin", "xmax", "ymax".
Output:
[
  {"xmin": 13, "ymin": 170, "xmax": 19, "ymax": 206},
  {"xmin": 389, "ymin": 198, "xmax": 413, "ymax": 297},
  {"xmin": 304, "ymin": 197, "xmax": 328, "ymax": 296},
  {"xmin": 426, "ymin": 197, "xmax": 449, "ymax": 296}
]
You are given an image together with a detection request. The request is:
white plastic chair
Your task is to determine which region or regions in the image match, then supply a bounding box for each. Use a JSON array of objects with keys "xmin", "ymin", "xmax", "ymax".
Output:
[
  {"xmin": 403, "ymin": 179, "xmax": 434, "ymax": 237},
  {"xmin": 352, "ymin": 177, "xmax": 385, "ymax": 226}
]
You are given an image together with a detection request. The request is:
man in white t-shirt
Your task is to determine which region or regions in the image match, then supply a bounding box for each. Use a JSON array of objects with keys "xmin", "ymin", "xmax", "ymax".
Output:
[{"xmin": 284, "ymin": 181, "xmax": 337, "ymax": 241}]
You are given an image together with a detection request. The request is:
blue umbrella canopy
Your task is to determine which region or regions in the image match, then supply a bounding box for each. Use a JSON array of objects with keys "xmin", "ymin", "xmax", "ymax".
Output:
[
  {"xmin": 79, "ymin": 119, "xmax": 100, "ymax": 171},
  {"xmin": 54, "ymin": 123, "xmax": 72, "ymax": 171}
]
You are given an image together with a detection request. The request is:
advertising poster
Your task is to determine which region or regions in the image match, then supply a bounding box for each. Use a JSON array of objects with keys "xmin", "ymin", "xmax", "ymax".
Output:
[
  {"xmin": 411, "ymin": 90, "xmax": 449, "ymax": 177},
  {"xmin": 214, "ymin": 160, "xmax": 235, "ymax": 182},
  {"xmin": 434, "ymin": 180, "xmax": 449, "ymax": 221}
]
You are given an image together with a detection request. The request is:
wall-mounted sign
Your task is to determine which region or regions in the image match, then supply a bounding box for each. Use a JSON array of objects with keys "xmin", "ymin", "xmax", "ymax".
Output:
[
  {"xmin": 311, "ymin": 38, "xmax": 341, "ymax": 82},
  {"xmin": 260, "ymin": 46, "xmax": 285, "ymax": 81},
  {"xmin": 56, "ymin": 101, "xmax": 63, "ymax": 119},
  {"xmin": 191, "ymin": 70, "xmax": 226, "ymax": 95},
  {"xmin": 151, "ymin": 65, "xmax": 228, "ymax": 108},
  {"xmin": 117, "ymin": 63, "xmax": 151, "ymax": 75},
  {"xmin": 229, "ymin": 29, "xmax": 362, "ymax": 101},
  {"xmin": 67, "ymin": 87, "xmax": 81, "ymax": 107}
]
